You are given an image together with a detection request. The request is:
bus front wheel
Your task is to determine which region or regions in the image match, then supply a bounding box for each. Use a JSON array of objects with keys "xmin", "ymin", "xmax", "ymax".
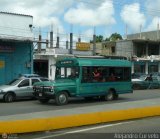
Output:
[{"xmin": 55, "ymin": 91, "xmax": 68, "ymax": 105}]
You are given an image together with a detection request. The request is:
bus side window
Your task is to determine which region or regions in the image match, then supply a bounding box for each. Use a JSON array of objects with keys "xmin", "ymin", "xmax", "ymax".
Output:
[
  {"xmin": 101, "ymin": 67, "xmax": 109, "ymax": 82},
  {"xmin": 82, "ymin": 67, "xmax": 92, "ymax": 83},
  {"xmin": 82, "ymin": 67, "xmax": 87, "ymax": 82},
  {"xmin": 123, "ymin": 68, "xmax": 131, "ymax": 81},
  {"xmin": 108, "ymin": 73, "xmax": 116, "ymax": 81}
]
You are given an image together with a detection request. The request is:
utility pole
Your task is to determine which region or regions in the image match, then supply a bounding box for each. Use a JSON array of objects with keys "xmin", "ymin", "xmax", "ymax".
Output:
[
  {"xmin": 66, "ymin": 34, "xmax": 69, "ymax": 49},
  {"xmin": 93, "ymin": 26, "xmax": 96, "ymax": 56},
  {"xmin": 38, "ymin": 27, "xmax": 41, "ymax": 53},
  {"xmin": 46, "ymin": 32, "xmax": 49, "ymax": 48},
  {"xmin": 157, "ymin": 22, "xmax": 159, "ymax": 40},
  {"xmin": 50, "ymin": 24, "xmax": 53, "ymax": 48},
  {"xmin": 69, "ymin": 24, "xmax": 73, "ymax": 54},
  {"xmin": 139, "ymin": 24, "xmax": 142, "ymax": 39},
  {"xmin": 78, "ymin": 29, "xmax": 81, "ymax": 42},
  {"xmin": 56, "ymin": 28, "xmax": 59, "ymax": 48},
  {"xmin": 125, "ymin": 24, "xmax": 128, "ymax": 39}
]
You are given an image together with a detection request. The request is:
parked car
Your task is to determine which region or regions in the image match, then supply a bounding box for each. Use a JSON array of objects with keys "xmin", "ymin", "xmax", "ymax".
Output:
[
  {"xmin": 131, "ymin": 73, "xmax": 146, "ymax": 79},
  {"xmin": 132, "ymin": 75, "xmax": 160, "ymax": 90},
  {"xmin": 150, "ymin": 72, "xmax": 160, "ymax": 77},
  {"xmin": 0, "ymin": 76, "xmax": 49, "ymax": 102}
]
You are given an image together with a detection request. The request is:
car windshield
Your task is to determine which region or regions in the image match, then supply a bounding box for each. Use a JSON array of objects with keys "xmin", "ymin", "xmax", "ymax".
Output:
[
  {"xmin": 139, "ymin": 75, "xmax": 147, "ymax": 81},
  {"xmin": 55, "ymin": 67, "xmax": 79, "ymax": 79},
  {"xmin": 8, "ymin": 79, "xmax": 22, "ymax": 86}
]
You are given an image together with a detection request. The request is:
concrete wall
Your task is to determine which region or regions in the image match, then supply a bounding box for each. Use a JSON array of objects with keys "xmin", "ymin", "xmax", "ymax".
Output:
[
  {"xmin": 101, "ymin": 41, "xmax": 116, "ymax": 56},
  {"xmin": 0, "ymin": 12, "xmax": 33, "ymax": 40},
  {"xmin": 116, "ymin": 40, "xmax": 133, "ymax": 58},
  {"xmin": 127, "ymin": 30, "xmax": 160, "ymax": 41},
  {"xmin": 72, "ymin": 50, "xmax": 93, "ymax": 56}
]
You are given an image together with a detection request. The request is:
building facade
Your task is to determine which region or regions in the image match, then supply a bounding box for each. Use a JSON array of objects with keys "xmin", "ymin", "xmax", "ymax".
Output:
[
  {"xmin": 101, "ymin": 39, "xmax": 160, "ymax": 74},
  {"xmin": 0, "ymin": 12, "xmax": 33, "ymax": 84},
  {"xmin": 116, "ymin": 39, "xmax": 160, "ymax": 74},
  {"xmin": 34, "ymin": 47, "xmax": 93, "ymax": 80}
]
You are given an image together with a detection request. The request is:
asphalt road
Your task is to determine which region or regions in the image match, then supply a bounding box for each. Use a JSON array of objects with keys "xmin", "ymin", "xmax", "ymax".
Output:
[
  {"xmin": 0, "ymin": 89, "xmax": 160, "ymax": 116},
  {"xmin": 17, "ymin": 116, "xmax": 160, "ymax": 139}
]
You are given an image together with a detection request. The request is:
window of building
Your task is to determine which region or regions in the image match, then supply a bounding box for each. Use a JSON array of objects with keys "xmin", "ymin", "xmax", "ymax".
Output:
[
  {"xmin": 111, "ymin": 46, "xmax": 115, "ymax": 53},
  {"xmin": 136, "ymin": 45, "xmax": 146, "ymax": 57},
  {"xmin": 148, "ymin": 45, "xmax": 159, "ymax": 55}
]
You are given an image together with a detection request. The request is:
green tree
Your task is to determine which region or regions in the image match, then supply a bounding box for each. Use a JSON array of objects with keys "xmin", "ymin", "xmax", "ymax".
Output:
[
  {"xmin": 90, "ymin": 35, "xmax": 104, "ymax": 43},
  {"xmin": 90, "ymin": 33, "xmax": 123, "ymax": 43},
  {"xmin": 109, "ymin": 33, "xmax": 123, "ymax": 41},
  {"xmin": 96, "ymin": 35, "xmax": 103, "ymax": 42},
  {"xmin": 105, "ymin": 37, "xmax": 110, "ymax": 41}
]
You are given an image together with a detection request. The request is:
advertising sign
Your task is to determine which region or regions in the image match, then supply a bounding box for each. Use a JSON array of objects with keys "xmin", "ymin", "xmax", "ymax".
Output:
[{"xmin": 76, "ymin": 42, "xmax": 90, "ymax": 51}]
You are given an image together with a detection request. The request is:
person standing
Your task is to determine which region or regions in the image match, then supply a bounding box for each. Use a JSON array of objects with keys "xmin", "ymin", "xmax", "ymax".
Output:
[{"xmin": 147, "ymin": 74, "xmax": 153, "ymax": 89}]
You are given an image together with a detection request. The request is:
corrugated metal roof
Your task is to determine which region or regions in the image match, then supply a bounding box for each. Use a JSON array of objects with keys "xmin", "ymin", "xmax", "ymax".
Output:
[
  {"xmin": 0, "ymin": 11, "xmax": 32, "ymax": 17},
  {"xmin": 0, "ymin": 37, "xmax": 33, "ymax": 42}
]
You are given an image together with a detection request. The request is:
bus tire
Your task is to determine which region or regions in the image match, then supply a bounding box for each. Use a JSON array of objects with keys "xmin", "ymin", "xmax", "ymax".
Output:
[
  {"xmin": 104, "ymin": 89, "xmax": 115, "ymax": 101},
  {"xmin": 55, "ymin": 91, "xmax": 68, "ymax": 105},
  {"xmin": 114, "ymin": 94, "xmax": 119, "ymax": 100}
]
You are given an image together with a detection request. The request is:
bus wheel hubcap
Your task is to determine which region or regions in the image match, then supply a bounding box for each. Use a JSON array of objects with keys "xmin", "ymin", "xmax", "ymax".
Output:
[
  {"xmin": 59, "ymin": 94, "xmax": 66, "ymax": 104},
  {"xmin": 106, "ymin": 91, "xmax": 114, "ymax": 100}
]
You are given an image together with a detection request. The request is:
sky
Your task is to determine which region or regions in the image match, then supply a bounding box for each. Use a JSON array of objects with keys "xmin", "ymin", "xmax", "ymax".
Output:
[{"xmin": 0, "ymin": 0, "xmax": 160, "ymax": 42}]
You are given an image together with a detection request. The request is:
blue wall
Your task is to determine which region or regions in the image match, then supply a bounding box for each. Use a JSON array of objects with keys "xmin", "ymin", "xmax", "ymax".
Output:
[{"xmin": 0, "ymin": 40, "xmax": 33, "ymax": 84}]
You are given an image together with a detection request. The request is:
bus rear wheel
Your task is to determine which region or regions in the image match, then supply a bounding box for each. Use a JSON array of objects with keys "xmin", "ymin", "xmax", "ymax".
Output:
[
  {"xmin": 55, "ymin": 91, "xmax": 68, "ymax": 105},
  {"xmin": 104, "ymin": 90, "xmax": 115, "ymax": 101}
]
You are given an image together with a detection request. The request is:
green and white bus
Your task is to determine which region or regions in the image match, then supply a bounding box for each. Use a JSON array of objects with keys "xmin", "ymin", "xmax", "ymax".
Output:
[{"xmin": 33, "ymin": 56, "xmax": 132, "ymax": 105}]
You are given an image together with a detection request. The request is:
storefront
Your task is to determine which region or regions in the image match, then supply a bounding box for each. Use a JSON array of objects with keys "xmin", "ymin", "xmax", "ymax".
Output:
[
  {"xmin": 134, "ymin": 61, "xmax": 145, "ymax": 73},
  {"xmin": 148, "ymin": 62, "xmax": 159, "ymax": 73},
  {"xmin": 133, "ymin": 60, "xmax": 160, "ymax": 74},
  {"xmin": 0, "ymin": 39, "xmax": 33, "ymax": 84},
  {"xmin": 0, "ymin": 12, "xmax": 33, "ymax": 85}
]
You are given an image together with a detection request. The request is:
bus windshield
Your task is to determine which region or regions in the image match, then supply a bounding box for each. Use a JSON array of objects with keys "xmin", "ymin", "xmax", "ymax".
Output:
[{"xmin": 55, "ymin": 67, "xmax": 79, "ymax": 79}]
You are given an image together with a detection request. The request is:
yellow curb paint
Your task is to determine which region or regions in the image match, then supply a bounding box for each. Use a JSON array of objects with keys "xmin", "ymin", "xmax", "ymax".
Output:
[{"xmin": 0, "ymin": 106, "xmax": 160, "ymax": 134}]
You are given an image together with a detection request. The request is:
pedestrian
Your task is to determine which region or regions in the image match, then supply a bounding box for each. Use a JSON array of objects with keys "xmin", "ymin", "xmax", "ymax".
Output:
[{"xmin": 147, "ymin": 74, "xmax": 153, "ymax": 89}]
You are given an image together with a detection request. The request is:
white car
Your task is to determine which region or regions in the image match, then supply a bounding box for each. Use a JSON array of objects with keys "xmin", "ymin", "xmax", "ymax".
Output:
[
  {"xmin": 0, "ymin": 77, "xmax": 49, "ymax": 102},
  {"xmin": 132, "ymin": 75, "xmax": 160, "ymax": 90}
]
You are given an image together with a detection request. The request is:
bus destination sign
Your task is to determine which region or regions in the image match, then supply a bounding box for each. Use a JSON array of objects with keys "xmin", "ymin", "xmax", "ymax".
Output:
[{"xmin": 60, "ymin": 60, "xmax": 73, "ymax": 65}]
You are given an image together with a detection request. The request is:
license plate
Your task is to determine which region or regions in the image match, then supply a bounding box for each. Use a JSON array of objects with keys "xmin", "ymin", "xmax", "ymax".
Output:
[{"xmin": 39, "ymin": 93, "xmax": 42, "ymax": 96}]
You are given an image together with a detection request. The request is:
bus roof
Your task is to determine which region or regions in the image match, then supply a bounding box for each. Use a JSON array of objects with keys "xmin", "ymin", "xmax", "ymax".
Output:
[{"xmin": 56, "ymin": 57, "xmax": 131, "ymax": 67}]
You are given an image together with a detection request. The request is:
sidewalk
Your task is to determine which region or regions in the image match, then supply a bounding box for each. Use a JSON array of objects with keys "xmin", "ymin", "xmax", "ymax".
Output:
[{"xmin": 0, "ymin": 98, "xmax": 160, "ymax": 134}]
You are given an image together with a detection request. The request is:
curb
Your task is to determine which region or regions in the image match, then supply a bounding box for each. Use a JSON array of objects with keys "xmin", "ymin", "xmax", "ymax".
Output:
[{"xmin": 0, "ymin": 105, "xmax": 160, "ymax": 134}]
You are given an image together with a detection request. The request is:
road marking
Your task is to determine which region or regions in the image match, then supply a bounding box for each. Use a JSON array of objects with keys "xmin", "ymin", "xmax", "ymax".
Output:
[{"xmin": 33, "ymin": 121, "xmax": 133, "ymax": 139}]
